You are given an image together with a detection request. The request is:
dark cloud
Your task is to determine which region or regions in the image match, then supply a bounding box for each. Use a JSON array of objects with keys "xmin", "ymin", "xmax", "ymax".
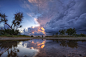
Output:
[
  {"xmin": 22, "ymin": 0, "xmax": 86, "ymax": 35},
  {"xmin": 44, "ymin": 0, "xmax": 86, "ymax": 35}
]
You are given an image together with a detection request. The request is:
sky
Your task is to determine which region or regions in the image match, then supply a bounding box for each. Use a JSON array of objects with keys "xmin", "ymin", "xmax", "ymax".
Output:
[{"xmin": 0, "ymin": 0, "xmax": 86, "ymax": 36}]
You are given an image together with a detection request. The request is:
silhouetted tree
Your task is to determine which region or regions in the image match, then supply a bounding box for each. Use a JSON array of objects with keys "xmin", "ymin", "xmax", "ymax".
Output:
[
  {"xmin": 0, "ymin": 13, "xmax": 11, "ymax": 29},
  {"xmin": 66, "ymin": 28, "xmax": 76, "ymax": 35},
  {"xmin": 31, "ymin": 35, "xmax": 33, "ymax": 37},
  {"xmin": 80, "ymin": 33, "xmax": 86, "ymax": 37},
  {"xmin": 11, "ymin": 12, "xmax": 23, "ymax": 30},
  {"xmin": 0, "ymin": 13, "xmax": 3, "ymax": 23},
  {"xmin": 0, "ymin": 12, "xmax": 23, "ymax": 35},
  {"xmin": 59, "ymin": 29, "xmax": 65, "ymax": 35}
]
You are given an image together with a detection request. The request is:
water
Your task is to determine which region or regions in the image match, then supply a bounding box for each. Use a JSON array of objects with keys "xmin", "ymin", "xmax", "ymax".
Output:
[{"xmin": 0, "ymin": 39, "xmax": 86, "ymax": 57}]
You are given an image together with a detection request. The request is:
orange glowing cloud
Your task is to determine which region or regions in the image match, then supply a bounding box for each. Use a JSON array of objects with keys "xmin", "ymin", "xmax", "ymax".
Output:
[
  {"xmin": 32, "ymin": 41, "xmax": 34, "ymax": 43},
  {"xmin": 38, "ymin": 27, "xmax": 45, "ymax": 34},
  {"xmin": 31, "ymin": 26, "xmax": 45, "ymax": 35},
  {"xmin": 26, "ymin": 18, "xmax": 45, "ymax": 35},
  {"xmin": 32, "ymin": 32, "xmax": 34, "ymax": 34},
  {"xmin": 36, "ymin": 40, "xmax": 46, "ymax": 48},
  {"xmin": 41, "ymin": 45, "xmax": 45, "ymax": 48}
]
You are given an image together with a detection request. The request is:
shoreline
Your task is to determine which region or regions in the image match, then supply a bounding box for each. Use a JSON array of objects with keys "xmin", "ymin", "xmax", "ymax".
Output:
[{"xmin": 0, "ymin": 37, "xmax": 86, "ymax": 40}]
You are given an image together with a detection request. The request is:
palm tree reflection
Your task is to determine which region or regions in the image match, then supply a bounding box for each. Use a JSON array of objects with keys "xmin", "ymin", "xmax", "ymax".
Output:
[
  {"xmin": 0, "ymin": 41, "xmax": 19, "ymax": 57},
  {"xmin": 7, "ymin": 47, "xmax": 19, "ymax": 57}
]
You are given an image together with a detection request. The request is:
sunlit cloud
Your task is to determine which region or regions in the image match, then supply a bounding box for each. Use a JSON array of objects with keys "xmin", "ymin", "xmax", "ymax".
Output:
[
  {"xmin": 28, "ymin": 0, "xmax": 38, "ymax": 3},
  {"xmin": 21, "ymin": 0, "xmax": 86, "ymax": 35},
  {"xmin": 34, "ymin": 18, "xmax": 40, "ymax": 27}
]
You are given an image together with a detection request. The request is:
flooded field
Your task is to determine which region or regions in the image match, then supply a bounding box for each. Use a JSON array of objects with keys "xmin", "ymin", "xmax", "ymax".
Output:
[{"xmin": 0, "ymin": 39, "xmax": 86, "ymax": 57}]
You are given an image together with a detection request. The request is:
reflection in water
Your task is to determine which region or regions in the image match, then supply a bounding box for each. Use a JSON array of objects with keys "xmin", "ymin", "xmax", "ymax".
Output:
[
  {"xmin": 67, "ymin": 40, "xmax": 78, "ymax": 48},
  {"xmin": 60, "ymin": 40, "xmax": 67, "ymax": 47},
  {"xmin": 1, "ymin": 41, "xmax": 39, "ymax": 57},
  {"xmin": 0, "ymin": 41, "xmax": 18, "ymax": 56},
  {"xmin": 22, "ymin": 39, "xmax": 46, "ymax": 49},
  {"xmin": 7, "ymin": 47, "xmax": 19, "ymax": 57},
  {"xmin": 59, "ymin": 40, "xmax": 78, "ymax": 48},
  {"xmin": 0, "ymin": 39, "xmax": 86, "ymax": 57}
]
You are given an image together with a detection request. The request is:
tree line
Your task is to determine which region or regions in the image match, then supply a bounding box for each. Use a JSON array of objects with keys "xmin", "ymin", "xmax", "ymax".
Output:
[
  {"xmin": 0, "ymin": 12, "xmax": 23, "ymax": 35},
  {"xmin": 55, "ymin": 28, "xmax": 86, "ymax": 37}
]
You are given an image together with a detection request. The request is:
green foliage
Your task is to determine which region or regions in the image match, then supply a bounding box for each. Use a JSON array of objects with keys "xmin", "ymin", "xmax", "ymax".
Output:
[
  {"xmin": 0, "ymin": 29, "xmax": 4, "ymax": 35},
  {"xmin": 38, "ymin": 36, "xmax": 40, "ymax": 37},
  {"xmin": 0, "ymin": 13, "xmax": 8, "ymax": 23},
  {"xmin": 66, "ymin": 28, "xmax": 76, "ymax": 35},
  {"xmin": 80, "ymin": 33, "xmax": 86, "ymax": 37},
  {"xmin": 0, "ymin": 29, "xmax": 20, "ymax": 35},
  {"xmin": 0, "ymin": 12, "xmax": 24, "ymax": 36},
  {"xmin": 45, "ymin": 36, "xmax": 53, "ymax": 37},
  {"xmin": 59, "ymin": 30, "xmax": 65, "ymax": 35}
]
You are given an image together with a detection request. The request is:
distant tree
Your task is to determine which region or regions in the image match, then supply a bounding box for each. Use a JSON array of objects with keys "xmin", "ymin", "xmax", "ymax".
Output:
[
  {"xmin": 59, "ymin": 30, "xmax": 65, "ymax": 35},
  {"xmin": 56, "ymin": 32, "xmax": 58, "ymax": 36},
  {"xmin": 38, "ymin": 36, "xmax": 40, "ymax": 37},
  {"xmin": 80, "ymin": 33, "xmax": 86, "ymax": 37},
  {"xmin": 66, "ymin": 28, "xmax": 76, "ymax": 35},
  {"xmin": 31, "ymin": 35, "xmax": 33, "ymax": 37},
  {"xmin": 11, "ymin": 12, "xmax": 23, "ymax": 30}
]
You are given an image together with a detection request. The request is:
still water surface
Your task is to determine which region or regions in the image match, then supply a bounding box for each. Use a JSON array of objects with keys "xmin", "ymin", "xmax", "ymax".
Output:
[{"xmin": 0, "ymin": 39, "xmax": 86, "ymax": 57}]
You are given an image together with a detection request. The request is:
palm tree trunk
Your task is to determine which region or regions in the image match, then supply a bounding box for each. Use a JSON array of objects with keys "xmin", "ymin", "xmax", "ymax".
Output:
[{"xmin": 5, "ymin": 23, "xmax": 12, "ymax": 29}]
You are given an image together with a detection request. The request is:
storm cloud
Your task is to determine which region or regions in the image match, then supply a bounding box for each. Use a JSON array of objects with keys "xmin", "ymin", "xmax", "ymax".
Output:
[
  {"xmin": 22, "ymin": 0, "xmax": 86, "ymax": 35},
  {"xmin": 45, "ymin": 0, "xmax": 86, "ymax": 34}
]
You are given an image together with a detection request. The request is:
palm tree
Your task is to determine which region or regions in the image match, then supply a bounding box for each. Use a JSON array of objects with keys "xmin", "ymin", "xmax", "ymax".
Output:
[
  {"xmin": 11, "ymin": 12, "xmax": 23, "ymax": 30},
  {"xmin": 0, "ymin": 13, "xmax": 11, "ymax": 29},
  {"xmin": 0, "ymin": 13, "xmax": 2, "ymax": 23},
  {"xmin": 2, "ymin": 14, "xmax": 11, "ymax": 29}
]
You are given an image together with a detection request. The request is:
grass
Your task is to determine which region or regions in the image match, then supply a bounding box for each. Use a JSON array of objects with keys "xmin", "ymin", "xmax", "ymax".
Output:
[
  {"xmin": 45, "ymin": 35, "xmax": 86, "ymax": 37},
  {"xmin": 0, "ymin": 35, "xmax": 31, "ymax": 37},
  {"xmin": 0, "ymin": 34, "xmax": 86, "ymax": 39}
]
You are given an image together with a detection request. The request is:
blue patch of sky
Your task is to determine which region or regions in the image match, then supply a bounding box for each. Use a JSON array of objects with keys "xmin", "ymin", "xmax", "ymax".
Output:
[{"xmin": 0, "ymin": 0, "xmax": 38, "ymax": 29}]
